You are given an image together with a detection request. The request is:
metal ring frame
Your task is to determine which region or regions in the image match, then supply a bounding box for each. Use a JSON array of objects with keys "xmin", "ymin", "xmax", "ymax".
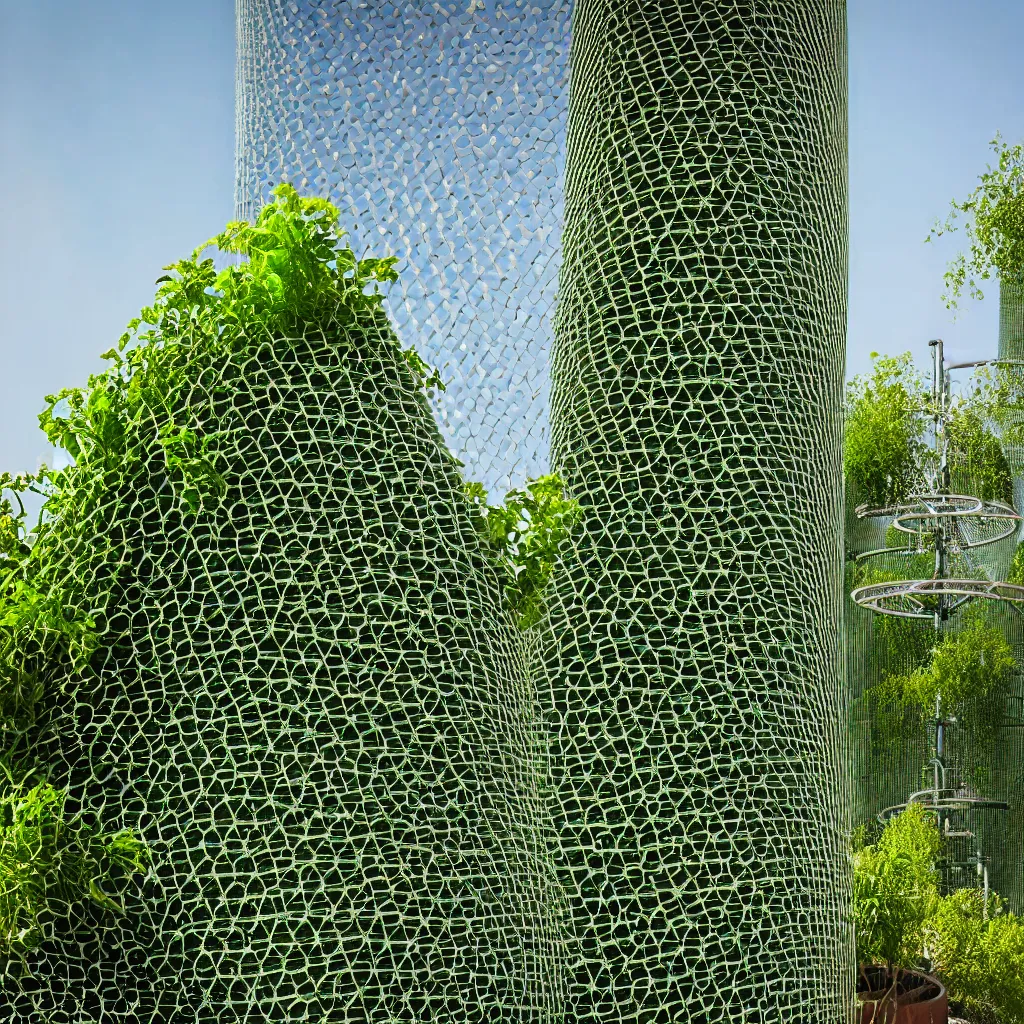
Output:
[
  {"xmin": 855, "ymin": 493, "xmax": 1021, "ymax": 549},
  {"xmin": 850, "ymin": 578, "xmax": 1024, "ymax": 619}
]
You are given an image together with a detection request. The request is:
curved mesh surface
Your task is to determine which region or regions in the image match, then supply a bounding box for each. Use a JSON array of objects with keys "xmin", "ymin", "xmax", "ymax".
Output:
[
  {"xmin": 2, "ymin": 311, "xmax": 562, "ymax": 1021},
  {"xmin": 539, "ymin": 3, "xmax": 850, "ymax": 1021},
  {"xmin": 235, "ymin": 0, "xmax": 571, "ymax": 497}
]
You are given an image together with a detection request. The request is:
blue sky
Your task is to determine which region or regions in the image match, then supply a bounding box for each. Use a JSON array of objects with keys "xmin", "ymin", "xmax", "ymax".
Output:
[{"xmin": 1, "ymin": 0, "xmax": 1022, "ymax": 478}]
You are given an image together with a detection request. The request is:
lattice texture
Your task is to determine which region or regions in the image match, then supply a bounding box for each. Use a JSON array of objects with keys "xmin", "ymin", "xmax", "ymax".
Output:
[
  {"xmin": 999, "ymin": 271, "xmax": 1024, "ymax": 364},
  {"xmin": 1, "ymin": 313, "xmax": 562, "ymax": 1021},
  {"xmin": 540, "ymin": 3, "xmax": 850, "ymax": 1021},
  {"xmin": 235, "ymin": 0, "xmax": 571, "ymax": 497}
]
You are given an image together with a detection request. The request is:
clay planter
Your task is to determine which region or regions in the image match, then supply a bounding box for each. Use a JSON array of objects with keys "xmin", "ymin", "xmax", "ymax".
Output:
[{"xmin": 858, "ymin": 965, "xmax": 948, "ymax": 1024}]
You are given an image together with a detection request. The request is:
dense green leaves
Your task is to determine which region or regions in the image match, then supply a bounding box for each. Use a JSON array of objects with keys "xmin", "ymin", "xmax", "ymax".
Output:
[
  {"xmin": 853, "ymin": 803, "xmax": 940, "ymax": 970},
  {"xmin": 929, "ymin": 889, "xmax": 1024, "ymax": 1024},
  {"xmin": 466, "ymin": 474, "xmax": 581, "ymax": 629},
  {"xmin": 844, "ymin": 353, "xmax": 931, "ymax": 508},
  {"xmin": 929, "ymin": 135, "xmax": 1024, "ymax": 308}
]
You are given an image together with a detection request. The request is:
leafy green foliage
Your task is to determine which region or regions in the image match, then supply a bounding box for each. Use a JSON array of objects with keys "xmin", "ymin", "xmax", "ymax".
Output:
[
  {"xmin": 946, "ymin": 406, "xmax": 1014, "ymax": 505},
  {"xmin": 929, "ymin": 135, "xmax": 1024, "ymax": 308},
  {"xmin": 845, "ymin": 353, "xmax": 931, "ymax": 507},
  {"xmin": 878, "ymin": 620, "xmax": 1014, "ymax": 718},
  {"xmin": 158, "ymin": 424, "xmax": 228, "ymax": 516},
  {"xmin": 868, "ymin": 619, "xmax": 1014, "ymax": 762},
  {"xmin": 0, "ymin": 783, "xmax": 149, "ymax": 957},
  {"xmin": 1009, "ymin": 540, "xmax": 1024, "ymax": 586},
  {"xmin": 853, "ymin": 803, "xmax": 941, "ymax": 969},
  {"xmin": 928, "ymin": 888, "xmax": 1024, "ymax": 1024},
  {"xmin": 466, "ymin": 474, "xmax": 581, "ymax": 629}
]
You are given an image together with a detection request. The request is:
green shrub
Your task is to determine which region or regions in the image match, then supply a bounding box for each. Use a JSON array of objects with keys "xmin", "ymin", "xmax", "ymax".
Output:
[
  {"xmin": 929, "ymin": 135, "xmax": 1024, "ymax": 308},
  {"xmin": 853, "ymin": 803, "xmax": 941, "ymax": 970},
  {"xmin": 845, "ymin": 353, "xmax": 931, "ymax": 508},
  {"xmin": 928, "ymin": 888, "xmax": 1024, "ymax": 1024},
  {"xmin": 946, "ymin": 407, "xmax": 1014, "ymax": 505},
  {"xmin": 868, "ymin": 618, "xmax": 1013, "ymax": 763}
]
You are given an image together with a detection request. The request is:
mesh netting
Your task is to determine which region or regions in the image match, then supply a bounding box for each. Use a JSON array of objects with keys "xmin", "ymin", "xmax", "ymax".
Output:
[
  {"xmin": 999, "ymin": 271, "xmax": 1024, "ymax": 364},
  {"xmin": 235, "ymin": 0, "xmax": 571, "ymax": 497},
  {"xmin": 0, "ymin": 212, "xmax": 563, "ymax": 1020},
  {"xmin": 845, "ymin": 355, "xmax": 1024, "ymax": 918},
  {"xmin": 0, "ymin": 2, "xmax": 857, "ymax": 1020},
  {"xmin": 539, "ymin": 3, "xmax": 850, "ymax": 1020}
]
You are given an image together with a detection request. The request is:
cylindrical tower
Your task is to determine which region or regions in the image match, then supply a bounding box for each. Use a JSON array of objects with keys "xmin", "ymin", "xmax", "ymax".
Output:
[
  {"xmin": 235, "ymin": 0, "xmax": 571, "ymax": 496},
  {"xmin": 542, "ymin": 3, "xmax": 850, "ymax": 1021}
]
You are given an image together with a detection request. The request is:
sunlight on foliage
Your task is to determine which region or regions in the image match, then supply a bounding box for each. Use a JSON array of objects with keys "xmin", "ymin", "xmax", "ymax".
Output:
[
  {"xmin": 929, "ymin": 135, "xmax": 1024, "ymax": 309},
  {"xmin": 853, "ymin": 803, "xmax": 940, "ymax": 970},
  {"xmin": 928, "ymin": 888, "xmax": 1024, "ymax": 1024},
  {"xmin": 466, "ymin": 474, "xmax": 581, "ymax": 629},
  {"xmin": 844, "ymin": 353, "xmax": 931, "ymax": 508}
]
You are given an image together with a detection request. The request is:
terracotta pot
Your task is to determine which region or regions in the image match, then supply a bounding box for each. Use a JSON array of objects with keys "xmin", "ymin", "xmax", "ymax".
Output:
[{"xmin": 858, "ymin": 966, "xmax": 948, "ymax": 1024}]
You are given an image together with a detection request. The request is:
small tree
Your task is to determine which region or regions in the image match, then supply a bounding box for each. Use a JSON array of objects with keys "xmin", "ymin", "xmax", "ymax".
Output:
[{"xmin": 845, "ymin": 353, "xmax": 931, "ymax": 508}]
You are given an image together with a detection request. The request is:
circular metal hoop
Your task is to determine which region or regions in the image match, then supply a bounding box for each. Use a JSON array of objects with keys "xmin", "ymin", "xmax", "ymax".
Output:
[
  {"xmin": 855, "ymin": 494, "xmax": 1021, "ymax": 548},
  {"xmin": 850, "ymin": 578, "xmax": 1024, "ymax": 619},
  {"xmin": 878, "ymin": 795, "xmax": 1010, "ymax": 824}
]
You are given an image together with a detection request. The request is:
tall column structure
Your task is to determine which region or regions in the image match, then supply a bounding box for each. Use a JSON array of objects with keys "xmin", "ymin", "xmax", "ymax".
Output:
[
  {"xmin": 542, "ymin": 3, "xmax": 851, "ymax": 1021},
  {"xmin": 235, "ymin": 0, "xmax": 571, "ymax": 496},
  {"xmin": 995, "ymin": 270, "xmax": 1024, "ymax": 913}
]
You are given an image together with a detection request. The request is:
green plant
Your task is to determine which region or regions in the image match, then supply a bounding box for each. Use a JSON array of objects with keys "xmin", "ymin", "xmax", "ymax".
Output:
[
  {"xmin": 1010, "ymin": 539, "xmax": 1024, "ymax": 585},
  {"xmin": 853, "ymin": 802, "xmax": 941, "ymax": 973},
  {"xmin": 845, "ymin": 352, "xmax": 931, "ymax": 508},
  {"xmin": 0, "ymin": 782, "xmax": 149, "ymax": 957},
  {"xmin": 466, "ymin": 474, "xmax": 581, "ymax": 629},
  {"xmin": 946, "ymin": 406, "xmax": 1014, "ymax": 505},
  {"xmin": 928, "ymin": 888, "xmax": 1024, "ymax": 1024},
  {"xmin": 869, "ymin": 618, "xmax": 1014, "ymax": 759},
  {"xmin": 929, "ymin": 135, "xmax": 1024, "ymax": 308}
]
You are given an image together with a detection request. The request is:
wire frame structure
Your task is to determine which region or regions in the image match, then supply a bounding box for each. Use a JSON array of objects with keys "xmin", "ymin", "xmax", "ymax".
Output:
[
  {"xmin": 849, "ymin": 339, "xmax": 1024, "ymax": 914},
  {"xmin": 235, "ymin": 0, "xmax": 572, "ymax": 497},
  {"xmin": 0, "ymin": 2, "xmax": 853, "ymax": 1021},
  {"xmin": 541, "ymin": 3, "xmax": 850, "ymax": 1021}
]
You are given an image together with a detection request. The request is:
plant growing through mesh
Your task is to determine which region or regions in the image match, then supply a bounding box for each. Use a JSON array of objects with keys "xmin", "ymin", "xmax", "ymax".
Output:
[
  {"xmin": 845, "ymin": 353, "xmax": 931, "ymax": 508},
  {"xmin": 0, "ymin": 183, "xmax": 451, "ymax": 971},
  {"xmin": 466, "ymin": 475, "xmax": 581, "ymax": 629},
  {"xmin": 0, "ymin": 783, "xmax": 149, "ymax": 958}
]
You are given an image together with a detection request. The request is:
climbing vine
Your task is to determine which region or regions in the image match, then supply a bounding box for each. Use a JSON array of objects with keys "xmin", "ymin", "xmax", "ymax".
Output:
[{"xmin": 466, "ymin": 475, "xmax": 581, "ymax": 630}]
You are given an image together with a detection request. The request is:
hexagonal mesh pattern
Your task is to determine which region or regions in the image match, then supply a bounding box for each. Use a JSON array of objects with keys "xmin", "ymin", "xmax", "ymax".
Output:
[
  {"xmin": 1, "ymin": 306, "xmax": 564, "ymax": 1022},
  {"xmin": 539, "ymin": 2, "xmax": 850, "ymax": 1021},
  {"xmin": 235, "ymin": 0, "xmax": 571, "ymax": 498},
  {"xmin": 1, "ymin": 2, "xmax": 854, "ymax": 1020}
]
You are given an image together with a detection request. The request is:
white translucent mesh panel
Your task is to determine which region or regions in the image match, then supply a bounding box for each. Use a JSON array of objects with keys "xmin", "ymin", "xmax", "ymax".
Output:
[{"xmin": 235, "ymin": 0, "xmax": 571, "ymax": 496}]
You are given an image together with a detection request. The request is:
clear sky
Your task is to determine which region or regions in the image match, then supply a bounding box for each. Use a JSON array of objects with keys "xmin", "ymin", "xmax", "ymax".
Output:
[{"xmin": 1, "ymin": 0, "xmax": 1023, "ymax": 479}]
